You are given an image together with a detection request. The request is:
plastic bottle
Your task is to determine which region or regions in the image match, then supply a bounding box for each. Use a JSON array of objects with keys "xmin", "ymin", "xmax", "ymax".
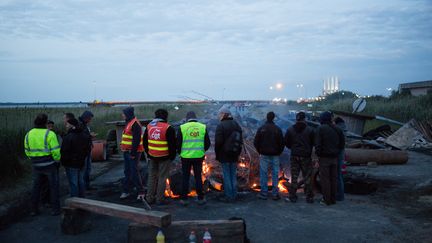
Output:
[
  {"xmin": 156, "ymin": 229, "xmax": 165, "ymax": 243},
  {"xmin": 189, "ymin": 230, "xmax": 196, "ymax": 243},
  {"xmin": 203, "ymin": 228, "xmax": 212, "ymax": 243}
]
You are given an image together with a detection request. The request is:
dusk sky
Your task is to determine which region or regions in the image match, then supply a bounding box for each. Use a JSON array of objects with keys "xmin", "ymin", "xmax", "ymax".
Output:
[{"xmin": 0, "ymin": 0, "xmax": 431, "ymax": 102}]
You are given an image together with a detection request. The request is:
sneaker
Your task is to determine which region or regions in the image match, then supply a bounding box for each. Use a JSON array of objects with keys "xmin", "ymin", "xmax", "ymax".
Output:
[
  {"xmin": 285, "ymin": 197, "xmax": 297, "ymax": 203},
  {"xmin": 197, "ymin": 198, "xmax": 207, "ymax": 205},
  {"xmin": 272, "ymin": 194, "xmax": 281, "ymax": 201},
  {"xmin": 120, "ymin": 192, "xmax": 130, "ymax": 199},
  {"xmin": 257, "ymin": 193, "xmax": 268, "ymax": 200},
  {"xmin": 320, "ymin": 198, "xmax": 330, "ymax": 206},
  {"xmin": 137, "ymin": 193, "xmax": 145, "ymax": 201},
  {"xmin": 179, "ymin": 199, "xmax": 189, "ymax": 206}
]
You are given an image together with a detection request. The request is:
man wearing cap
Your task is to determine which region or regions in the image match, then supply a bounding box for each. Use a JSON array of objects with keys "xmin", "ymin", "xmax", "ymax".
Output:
[
  {"xmin": 61, "ymin": 118, "xmax": 91, "ymax": 198},
  {"xmin": 79, "ymin": 110, "xmax": 95, "ymax": 190},
  {"xmin": 143, "ymin": 109, "xmax": 177, "ymax": 205},
  {"xmin": 215, "ymin": 106, "xmax": 243, "ymax": 202},
  {"xmin": 315, "ymin": 111, "xmax": 345, "ymax": 205},
  {"xmin": 254, "ymin": 111, "xmax": 285, "ymax": 200},
  {"xmin": 285, "ymin": 111, "xmax": 315, "ymax": 203},
  {"xmin": 177, "ymin": 111, "xmax": 211, "ymax": 206},
  {"xmin": 119, "ymin": 107, "xmax": 146, "ymax": 200}
]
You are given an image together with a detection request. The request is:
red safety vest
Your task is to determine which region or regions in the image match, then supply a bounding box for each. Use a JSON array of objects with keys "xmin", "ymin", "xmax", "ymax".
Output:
[
  {"xmin": 120, "ymin": 118, "xmax": 144, "ymax": 152},
  {"xmin": 147, "ymin": 121, "xmax": 170, "ymax": 157}
]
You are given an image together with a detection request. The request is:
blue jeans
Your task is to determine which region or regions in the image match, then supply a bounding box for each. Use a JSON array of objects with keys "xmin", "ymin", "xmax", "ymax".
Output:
[
  {"xmin": 65, "ymin": 167, "xmax": 85, "ymax": 197},
  {"xmin": 122, "ymin": 152, "xmax": 145, "ymax": 194},
  {"xmin": 83, "ymin": 155, "xmax": 92, "ymax": 189},
  {"xmin": 221, "ymin": 162, "xmax": 237, "ymax": 200},
  {"xmin": 259, "ymin": 155, "xmax": 280, "ymax": 196},
  {"xmin": 336, "ymin": 150, "xmax": 345, "ymax": 201},
  {"xmin": 31, "ymin": 165, "xmax": 60, "ymax": 213}
]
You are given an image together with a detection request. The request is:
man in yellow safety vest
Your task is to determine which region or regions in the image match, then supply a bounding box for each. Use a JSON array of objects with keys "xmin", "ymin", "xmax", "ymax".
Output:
[
  {"xmin": 177, "ymin": 111, "xmax": 211, "ymax": 206},
  {"xmin": 24, "ymin": 113, "xmax": 61, "ymax": 216}
]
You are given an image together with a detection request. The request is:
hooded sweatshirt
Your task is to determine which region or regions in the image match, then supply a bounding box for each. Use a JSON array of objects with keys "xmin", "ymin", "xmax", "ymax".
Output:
[
  {"xmin": 285, "ymin": 121, "xmax": 315, "ymax": 157},
  {"xmin": 61, "ymin": 126, "xmax": 91, "ymax": 168}
]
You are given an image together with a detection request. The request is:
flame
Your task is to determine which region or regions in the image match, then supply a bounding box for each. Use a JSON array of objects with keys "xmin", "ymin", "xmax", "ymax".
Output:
[
  {"xmin": 239, "ymin": 163, "xmax": 246, "ymax": 168},
  {"xmin": 164, "ymin": 178, "xmax": 199, "ymax": 199},
  {"xmin": 278, "ymin": 180, "xmax": 288, "ymax": 193}
]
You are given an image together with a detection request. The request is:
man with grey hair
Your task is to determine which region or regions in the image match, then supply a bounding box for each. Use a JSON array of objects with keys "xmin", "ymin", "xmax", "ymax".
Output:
[{"xmin": 215, "ymin": 106, "xmax": 243, "ymax": 202}]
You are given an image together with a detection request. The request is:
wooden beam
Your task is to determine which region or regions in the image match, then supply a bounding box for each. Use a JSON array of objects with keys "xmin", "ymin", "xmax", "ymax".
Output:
[
  {"xmin": 128, "ymin": 220, "xmax": 245, "ymax": 243},
  {"xmin": 65, "ymin": 197, "xmax": 171, "ymax": 227}
]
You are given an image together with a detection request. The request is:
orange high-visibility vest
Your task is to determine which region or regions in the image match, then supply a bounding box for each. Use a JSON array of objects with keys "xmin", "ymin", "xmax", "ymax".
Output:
[
  {"xmin": 120, "ymin": 118, "xmax": 144, "ymax": 152},
  {"xmin": 147, "ymin": 121, "xmax": 170, "ymax": 157}
]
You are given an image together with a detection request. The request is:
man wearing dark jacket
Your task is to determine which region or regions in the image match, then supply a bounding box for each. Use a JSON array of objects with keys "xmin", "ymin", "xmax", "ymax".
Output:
[
  {"xmin": 254, "ymin": 111, "xmax": 284, "ymax": 200},
  {"xmin": 79, "ymin": 110, "xmax": 95, "ymax": 190},
  {"xmin": 119, "ymin": 107, "xmax": 146, "ymax": 200},
  {"xmin": 177, "ymin": 111, "xmax": 211, "ymax": 206},
  {"xmin": 215, "ymin": 106, "xmax": 243, "ymax": 202},
  {"xmin": 316, "ymin": 111, "xmax": 345, "ymax": 205},
  {"xmin": 285, "ymin": 111, "xmax": 315, "ymax": 203},
  {"xmin": 61, "ymin": 118, "xmax": 91, "ymax": 198},
  {"xmin": 143, "ymin": 109, "xmax": 176, "ymax": 205}
]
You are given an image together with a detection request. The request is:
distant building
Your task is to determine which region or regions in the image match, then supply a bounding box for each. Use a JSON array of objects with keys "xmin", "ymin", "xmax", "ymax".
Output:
[
  {"xmin": 323, "ymin": 76, "xmax": 340, "ymax": 96},
  {"xmin": 399, "ymin": 80, "xmax": 432, "ymax": 96}
]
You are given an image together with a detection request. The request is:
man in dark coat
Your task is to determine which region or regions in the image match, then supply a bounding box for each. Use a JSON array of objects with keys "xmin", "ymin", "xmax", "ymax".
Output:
[
  {"xmin": 61, "ymin": 118, "xmax": 91, "ymax": 198},
  {"xmin": 254, "ymin": 111, "xmax": 284, "ymax": 200},
  {"xmin": 215, "ymin": 106, "xmax": 243, "ymax": 202},
  {"xmin": 285, "ymin": 111, "xmax": 315, "ymax": 203},
  {"xmin": 79, "ymin": 110, "xmax": 95, "ymax": 190},
  {"xmin": 315, "ymin": 111, "xmax": 345, "ymax": 205}
]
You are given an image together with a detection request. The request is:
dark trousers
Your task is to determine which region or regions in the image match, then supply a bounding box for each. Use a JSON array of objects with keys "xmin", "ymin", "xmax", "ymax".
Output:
[
  {"xmin": 289, "ymin": 156, "xmax": 314, "ymax": 200},
  {"xmin": 83, "ymin": 155, "xmax": 92, "ymax": 189},
  {"xmin": 181, "ymin": 158, "xmax": 204, "ymax": 200},
  {"xmin": 122, "ymin": 152, "xmax": 145, "ymax": 194},
  {"xmin": 40, "ymin": 175, "xmax": 50, "ymax": 204},
  {"xmin": 31, "ymin": 165, "xmax": 60, "ymax": 213},
  {"xmin": 319, "ymin": 157, "xmax": 338, "ymax": 204}
]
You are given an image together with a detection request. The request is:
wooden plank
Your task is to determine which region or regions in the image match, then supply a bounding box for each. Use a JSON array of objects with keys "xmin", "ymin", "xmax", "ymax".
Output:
[
  {"xmin": 65, "ymin": 197, "xmax": 171, "ymax": 227},
  {"xmin": 128, "ymin": 220, "xmax": 245, "ymax": 243}
]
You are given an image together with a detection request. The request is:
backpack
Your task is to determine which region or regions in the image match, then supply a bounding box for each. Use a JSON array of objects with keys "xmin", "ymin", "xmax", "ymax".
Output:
[{"xmin": 224, "ymin": 130, "xmax": 243, "ymax": 155}]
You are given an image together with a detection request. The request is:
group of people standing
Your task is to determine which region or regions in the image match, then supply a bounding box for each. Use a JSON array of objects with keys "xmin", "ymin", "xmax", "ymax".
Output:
[
  {"xmin": 24, "ymin": 111, "xmax": 94, "ymax": 216},
  {"xmin": 254, "ymin": 110, "xmax": 346, "ymax": 205},
  {"xmin": 24, "ymin": 106, "xmax": 346, "ymax": 216}
]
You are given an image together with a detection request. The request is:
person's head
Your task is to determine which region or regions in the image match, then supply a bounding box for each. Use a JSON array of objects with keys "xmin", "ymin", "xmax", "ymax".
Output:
[
  {"xmin": 296, "ymin": 111, "xmax": 306, "ymax": 121},
  {"xmin": 218, "ymin": 106, "xmax": 231, "ymax": 121},
  {"xmin": 80, "ymin": 110, "xmax": 94, "ymax": 124},
  {"xmin": 34, "ymin": 113, "xmax": 48, "ymax": 128},
  {"xmin": 122, "ymin": 107, "xmax": 135, "ymax": 121},
  {"xmin": 334, "ymin": 116, "xmax": 345, "ymax": 125},
  {"xmin": 66, "ymin": 118, "xmax": 79, "ymax": 130},
  {"xmin": 266, "ymin": 111, "xmax": 275, "ymax": 122},
  {"xmin": 186, "ymin": 111, "xmax": 197, "ymax": 121},
  {"xmin": 155, "ymin": 109, "xmax": 168, "ymax": 120},
  {"xmin": 63, "ymin": 112, "xmax": 75, "ymax": 125},
  {"xmin": 47, "ymin": 120, "xmax": 55, "ymax": 130},
  {"xmin": 320, "ymin": 111, "xmax": 333, "ymax": 124}
]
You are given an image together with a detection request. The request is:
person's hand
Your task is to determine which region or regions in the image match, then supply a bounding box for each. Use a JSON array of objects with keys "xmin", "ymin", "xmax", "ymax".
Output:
[{"xmin": 90, "ymin": 132, "xmax": 98, "ymax": 138}]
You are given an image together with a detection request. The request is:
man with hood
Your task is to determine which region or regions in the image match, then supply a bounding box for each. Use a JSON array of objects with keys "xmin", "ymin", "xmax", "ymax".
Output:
[
  {"xmin": 215, "ymin": 106, "xmax": 243, "ymax": 202},
  {"xmin": 254, "ymin": 111, "xmax": 285, "ymax": 200},
  {"xmin": 143, "ymin": 109, "xmax": 176, "ymax": 205},
  {"xmin": 177, "ymin": 111, "xmax": 211, "ymax": 206},
  {"xmin": 315, "ymin": 111, "xmax": 345, "ymax": 205},
  {"xmin": 119, "ymin": 107, "xmax": 146, "ymax": 200},
  {"xmin": 61, "ymin": 118, "xmax": 91, "ymax": 198},
  {"xmin": 24, "ymin": 113, "xmax": 61, "ymax": 216},
  {"xmin": 285, "ymin": 111, "xmax": 315, "ymax": 203},
  {"xmin": 79, "ymin": 110, "xmax": 95, "ymax": 190}
]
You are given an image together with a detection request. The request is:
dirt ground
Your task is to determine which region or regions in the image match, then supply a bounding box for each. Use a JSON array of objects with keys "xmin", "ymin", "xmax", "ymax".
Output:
[{"xmin": 0, "ymin": 151, "xmax": 431, "ymax": 243}]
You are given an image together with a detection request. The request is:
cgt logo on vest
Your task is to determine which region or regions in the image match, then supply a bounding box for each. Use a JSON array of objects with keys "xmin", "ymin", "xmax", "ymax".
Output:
[
  {"xmin": 150, "ymin": 128, "xmax": 161, "ymax": 140},
  {"xmin": 189, "ymin": 128, "xmax": 200, "ymax": 137}
]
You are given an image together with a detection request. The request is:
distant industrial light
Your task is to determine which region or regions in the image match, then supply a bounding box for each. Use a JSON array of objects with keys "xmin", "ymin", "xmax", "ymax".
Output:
[
  {"xmin": 269, "ymin": 86, "xmax": 274, "ymax": 90},
  {"xmin": 275, "ymin": 83, "xmax": 283, "ymax": 90}
]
